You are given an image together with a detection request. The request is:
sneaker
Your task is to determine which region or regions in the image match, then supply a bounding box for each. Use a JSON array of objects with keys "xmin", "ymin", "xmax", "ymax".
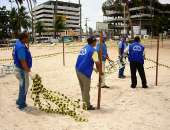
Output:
[
  {"xmin": 16, "ymin": 100, "xmax": 27, "ymax": 108},
  {"xmin": 118, "ymin": 75, "xmax": 126, "ymax": 79},
  {"xmin": 101, "ymin": 85, "xmax": 110, "ymax": 88},
  {"xmin": 17, "ymin": 105, "xmax": 27, "ymax": 110},
  {"xmin": 87, "ymin": 105, "xmax": 95, "ymax": 110}
]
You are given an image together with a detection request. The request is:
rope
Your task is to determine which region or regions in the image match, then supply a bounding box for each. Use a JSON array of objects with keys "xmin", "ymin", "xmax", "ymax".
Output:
[{"xmin": 31, "ymin": 74, "xmax": 88, "ymax": 122}]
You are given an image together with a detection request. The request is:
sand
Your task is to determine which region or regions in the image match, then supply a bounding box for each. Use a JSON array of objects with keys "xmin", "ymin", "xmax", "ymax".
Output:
[{"xmin": 0, "ymin": 39, "xmax": 170, "ymax": 130}]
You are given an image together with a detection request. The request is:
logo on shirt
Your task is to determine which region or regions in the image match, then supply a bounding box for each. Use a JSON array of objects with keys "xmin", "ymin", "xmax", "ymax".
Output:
[
  {"xmin": 79, "ymin": 48, "xmax": 87, "ymax": 56},
  {"xmin": 133, "ymin": 45, "xmax": 142, "ymax": 52}
]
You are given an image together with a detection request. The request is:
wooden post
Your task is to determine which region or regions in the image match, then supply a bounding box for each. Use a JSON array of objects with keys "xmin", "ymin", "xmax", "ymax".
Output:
[
  {"xmin": 97, "ymin": 31, "xmax": 103, "ymax": 109},
  {"xmin": 162, "ymin": 33, "xmax": 163, "ymax": 48},
  {"xmin": 62, "ymin": 36, "xmax": 65, "ymax": 66},
  {"xmin": 155, "ymin": 36, "xmax": 159, "ymax": 86}
]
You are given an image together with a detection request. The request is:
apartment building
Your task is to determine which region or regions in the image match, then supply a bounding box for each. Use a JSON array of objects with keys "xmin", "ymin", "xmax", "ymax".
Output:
[
  {"xmin": 33, "ymin": 0, "xmax": 80, "ymax": 37},
  {"xmin": 102, "ymin": 0, "xmax": 170, "ymax": 36}
]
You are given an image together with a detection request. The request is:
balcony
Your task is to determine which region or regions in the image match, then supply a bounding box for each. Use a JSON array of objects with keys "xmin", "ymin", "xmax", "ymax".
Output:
[
  {"xmin": 105, "ymin": 18, "xmax": 128, "ymax": 22},
  {"xmin": 130, "ymin": 14, "xmax": 152, "ymax": 18},
  {"xmin": 66, "ymin": 24, "xmax": 80, "ymax": 28},
  {"xmin": 57, "ymin": 6, "xmax": 80, "ymax": 12},
  {"xmin": 104, "ymin": 10, "xmax": 122, "ymax": 16}
]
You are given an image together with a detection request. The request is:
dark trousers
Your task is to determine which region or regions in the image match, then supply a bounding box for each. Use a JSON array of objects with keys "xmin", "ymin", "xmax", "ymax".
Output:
[
  {"xmin": 130, "ymin": 61, "xmax": 147, "ymax": 87},
  {"xmin": 119, "ymin": 66, "xmax": 125, "ymax": 77}
]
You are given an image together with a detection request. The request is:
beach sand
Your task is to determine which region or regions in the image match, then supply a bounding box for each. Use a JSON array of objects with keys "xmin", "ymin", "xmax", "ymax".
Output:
[{"xmin": 0, "ymin": 39, "xmax": 170, "ymax": 130}]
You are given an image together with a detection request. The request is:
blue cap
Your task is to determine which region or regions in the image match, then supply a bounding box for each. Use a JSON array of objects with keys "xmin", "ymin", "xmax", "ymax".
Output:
[{"xmin": 87, "ymin": 35, "xmax": 96, "ymax": 41}]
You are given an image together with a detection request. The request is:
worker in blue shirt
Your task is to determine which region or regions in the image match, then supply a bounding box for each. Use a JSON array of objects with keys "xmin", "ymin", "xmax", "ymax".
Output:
[
  {"xmin": 118, "ymin": 36, "xmax": 127, "ymax": 78},
  {"xmin": 96, "ymin": 35, "xmax": 110, "ymax": 88},
  {"xmin": 13, "ymin": 31, "xmax": 33, "ymax": 110},
  {"xmin": 76, "ymin": 36, "xmax": 101, "ymax": 110},
  {"xmin": 125, "ymin": 36, "xmax": 148, "ymax": 88}
]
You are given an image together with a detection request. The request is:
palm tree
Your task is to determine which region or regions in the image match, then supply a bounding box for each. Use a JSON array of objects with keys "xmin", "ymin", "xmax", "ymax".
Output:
[
  {"xmin": 55, "ymin": 15, "xmax": 66, "ymax": 37},
  {"xmin": 18, "ymin": 6, "xmax": 31, "ymax": 30},
  {"xmin": 15, "ymin": 0, "xmax": 36, "ymax": 42},
  {"xmin": 35, "ymin": 21, "xmax": 45, "ymax": 37},
  {"xmin": 9, "ymin": 6, "xmax": 31, "ymax": 37},
  {"xmin": 9, "ymin": 8, "xmax": 19, "ymax": 36}
]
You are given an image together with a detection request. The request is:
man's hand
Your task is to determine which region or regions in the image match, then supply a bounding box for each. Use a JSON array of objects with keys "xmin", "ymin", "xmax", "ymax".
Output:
[
  {"xmin": 119, "ymin": 56, "xmax": 123, "ymax": 62},
  {"xmin": 20, "ymin": 60, "xmax": 30, "ymax": 72},
  {"xmin": 29, "ymin": 72, "xmax": 36, "ymax": 79},
  {"xmin": 93, "ymin": 68, "xmax": 98, "ymax": 73}
]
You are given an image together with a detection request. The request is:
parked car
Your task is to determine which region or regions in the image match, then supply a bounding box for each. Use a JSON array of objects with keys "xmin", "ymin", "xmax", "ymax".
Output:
[{"xmin": 9, "ymin": 39, "xmax": 17, "ymax": 47}]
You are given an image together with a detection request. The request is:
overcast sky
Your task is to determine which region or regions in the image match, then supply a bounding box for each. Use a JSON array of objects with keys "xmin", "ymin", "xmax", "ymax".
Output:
[{"xmin": 0, "ymin": 0, "xmax": 170, "ymax": 30}]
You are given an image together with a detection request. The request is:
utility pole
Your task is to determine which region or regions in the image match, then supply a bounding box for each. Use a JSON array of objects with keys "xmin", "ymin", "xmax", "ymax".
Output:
[
  {"xmin": 79, "ymin": 0, "xmax": 82, "ymax": 42},
  {"xmin": 140, "ymin": 9, "xmax": 142, "ymax": 35},
  {"xmin": 9, "ymin": 0, "xmax": 14, "ymax": 10},
  {"xmin": 54, "ymin": 0, "xmax": 58, "ymax": 39},
  {"xmin": 121, "ymin": 2, "xmax": 126, "ymax": 35},
  {"xmin": 123, "ymin": 3, "xmax": 126, "ymax": 35},
  {"xmin": 85, "ymin": 18, "xmax": 88, "ymax": 38}
]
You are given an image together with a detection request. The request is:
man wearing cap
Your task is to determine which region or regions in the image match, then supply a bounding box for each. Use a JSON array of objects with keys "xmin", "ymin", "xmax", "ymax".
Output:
[
  {"xmin": 13, "ymin": 31, "xmax": 33, "ymax": 110},
  {"xmin": 96, "ymin": 35, "xmax": 110, "ymax": 88},
  {"xmin": 118, "ymin": 36, "xmax": 127, "ymax": 78},
  {"xmin": 124, "ymin": 36, "xmax": 148, "ymax": 88},
  {"xmin": 76, "ymin": 36, "xmax": 101, "ymax": 110}
]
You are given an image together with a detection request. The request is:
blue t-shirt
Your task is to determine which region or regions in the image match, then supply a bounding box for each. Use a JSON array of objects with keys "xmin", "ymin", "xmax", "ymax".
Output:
[
  {"xmin": 13, "ymin": 39, "xmax": 32, "ymax": 69},
  {"xmin": 17, "ymin": 47, "xmax": 26, "ymax": 60},
  {"xmin": 96, "ymin": 42, "xmax": 107, "ymax": 61},
  {"xmin": 76, "ymin": 44, "xmax": 95, "ymax": 79}
]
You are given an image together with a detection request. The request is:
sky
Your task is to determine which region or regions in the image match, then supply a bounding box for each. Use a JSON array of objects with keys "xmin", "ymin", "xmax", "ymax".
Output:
[{"xmin": 0, "ymin": 0, "xmax": 170, "ymax": 30}]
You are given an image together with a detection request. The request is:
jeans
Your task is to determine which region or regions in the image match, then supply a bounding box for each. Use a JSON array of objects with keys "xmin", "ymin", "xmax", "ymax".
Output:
[
  {"xmin": 15, "ymin": 66, "xmax": 29, "ymax": 109},
  {"xmin": 118, "ymin": 66, "xmax": 125, "ymax": 77}
]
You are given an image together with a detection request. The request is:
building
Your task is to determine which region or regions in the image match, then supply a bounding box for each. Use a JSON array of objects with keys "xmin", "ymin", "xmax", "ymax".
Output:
[
  {"xmin": 102, "ymin": 0, "xmax": 170, "ymax": 36},
  {"xmin": 33, "ymin": 0, "xmax": 80, "ymax": 37}
]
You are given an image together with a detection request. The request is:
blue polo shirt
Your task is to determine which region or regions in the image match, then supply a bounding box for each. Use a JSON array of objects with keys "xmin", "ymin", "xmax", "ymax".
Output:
[
  {"xmin": 13, "ymin": 39, "xmax": 32, "ymax": 69},
  {"xmin": 96, "ymin": 42, "xmax": 108, "ymax": 61}
]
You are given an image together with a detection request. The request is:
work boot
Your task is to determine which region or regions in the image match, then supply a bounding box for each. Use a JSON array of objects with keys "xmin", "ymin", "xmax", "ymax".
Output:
[
  {"xmin": 87, "ymin": 105, "xmax": 95, "ymax": 110},
  {"xmin": 101, "ymin": 85, "xmax": 110, "ymax": 88},
  {"xmin": 142, "ymin": 85, "xmax": 148, "ymax": 88},
  {"xmin": 118, "ymin": 75, "xmax": 126, "ymax": 79}
]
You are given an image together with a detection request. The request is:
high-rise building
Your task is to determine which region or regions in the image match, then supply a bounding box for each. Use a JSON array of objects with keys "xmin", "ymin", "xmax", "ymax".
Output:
[
  {"xmin": 33, "ymin": 0, "xmax": 80, "ymax": 37},
  {"xmin": 102, "ymin": 0, "xmax": 170, "ymax": 36}
]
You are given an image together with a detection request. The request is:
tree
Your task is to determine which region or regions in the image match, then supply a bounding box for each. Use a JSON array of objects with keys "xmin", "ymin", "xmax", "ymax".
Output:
[
  {"xmin": 15, "ymin": 0, "xmax": 36, "ymax": 42},
  {"xmin": 9, "ymin": 6, "xmax": 31, "ymax": 37},
  {"xmin": 0, "ymin": 6, "xmax": 10, "ymax": 39},
  {"xmin": 9, "ymin": 8, "xmax": 19, "ymax": 37},
  {"xmin": 35, "ymin": 21, "xmax": 45, "ymax": 37},
  {"xmin": 18, "ymin": 6, "xmax": 31, "ymax": 30},
  {"xmin": 55, "ymin": 15, "xmax": 66, "ymax": 37}
]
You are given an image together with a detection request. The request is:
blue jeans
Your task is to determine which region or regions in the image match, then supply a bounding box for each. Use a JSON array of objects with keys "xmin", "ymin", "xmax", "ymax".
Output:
[
  {"xmin": 119, "ymin": 66, "xmax": 125, "ymax": 77},
  {"xmin": 15, "ymin": 67, "xmax": 29, "ymax": 109}
]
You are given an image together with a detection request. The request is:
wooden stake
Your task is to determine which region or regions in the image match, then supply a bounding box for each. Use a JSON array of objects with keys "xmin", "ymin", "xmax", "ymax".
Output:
[
  {"xmin": 155, "ymin": 36, "xmax": 159, "ymax": 86},
  {"xmin": 162, "ymin": 33, "xmax": 163, "ymax": 48},
  {"xmin": 97, "ymin": 31, "xmax": 103, "ymax": 109},
  {"xmin": 62, "ymin": 36, "xmax": 65, "ymax": 66}
]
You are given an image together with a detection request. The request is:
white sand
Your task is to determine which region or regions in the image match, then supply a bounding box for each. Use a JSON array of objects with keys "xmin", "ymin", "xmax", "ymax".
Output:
[{"xmin": 0, "ymin": 40, "xmax": 170, "ymax": 130}]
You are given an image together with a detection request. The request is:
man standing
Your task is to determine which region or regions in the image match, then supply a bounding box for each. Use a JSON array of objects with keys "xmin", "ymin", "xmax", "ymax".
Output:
[
  {"xmin": 96, "ymin": 35, "xmax": 110, "ymax": 88},
  {"xmin": 13, "ymin": 31, "xmax": 32, "ymax": 110},
  {"xmin": 126, "ymin": 36, "xmax": 148, "ymax": 88},
  {"xmin": 76, "ymin": 36, "xmax": 101, "ymax": 110},
  {"xmin": 118, "ymin": 36, "xmax": 126, "ymax": 78}
]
